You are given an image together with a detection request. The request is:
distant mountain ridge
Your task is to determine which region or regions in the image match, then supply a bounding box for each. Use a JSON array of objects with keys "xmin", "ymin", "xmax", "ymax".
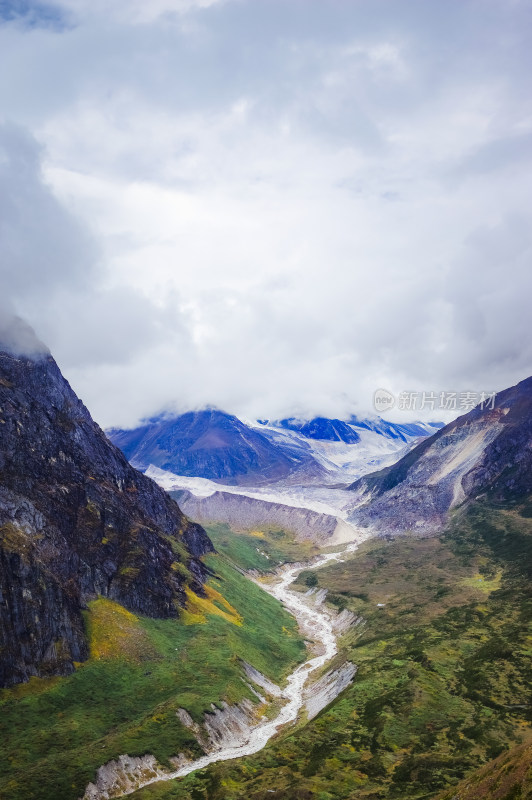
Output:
[
  {"xmin": 108, "ymin": 410, "xmax": 442, "ymax": 487},
  {"xmin": 108, "ymin": 409, "xmax": 327, "ymax": 486},
  {"xmin": 348, "ymin": 415, "xmax": 444, "ymax": 442},
  {"xmin": 272, "ymin": 417, "xmax": 361, "ymax": 444}
]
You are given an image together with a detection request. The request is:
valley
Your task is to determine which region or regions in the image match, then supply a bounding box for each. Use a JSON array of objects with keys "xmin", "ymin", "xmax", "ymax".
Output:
[
  {"xmin": 1, "ymin": 334, "xmax": 531, "ymax": 800},
  {"xmin": 0, "ymin": 538, "xmax": 306, "ymax": 800},
  {"xmin": 126, "ymin": 500, "xmax": 532, "ymax": 800},
  {"xmin": 90, "ymin": 537, "xmax": 365, "ymax": 798},
  {"xmin": 3, "ymin": 4, "xmax": 531, "ymax": 799}
]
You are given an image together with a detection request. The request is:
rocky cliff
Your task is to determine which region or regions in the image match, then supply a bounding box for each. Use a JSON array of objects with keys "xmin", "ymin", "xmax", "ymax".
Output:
[
  {"xmin": 0, "ymin": 327, "xmax": 213, "ymax": 688},
  {"xmin": 348, "ymin": 376, "xmax": 532, "ymax": 534}
]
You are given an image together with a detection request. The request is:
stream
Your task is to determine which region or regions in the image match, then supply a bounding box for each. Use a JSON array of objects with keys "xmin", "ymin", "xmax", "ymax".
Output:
[{"xmin": 133, "ymin": 539, "xmax": 363, "ymax": 793}]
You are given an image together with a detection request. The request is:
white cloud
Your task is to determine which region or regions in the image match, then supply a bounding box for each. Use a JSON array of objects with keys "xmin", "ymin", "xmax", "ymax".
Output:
[{"xmin": 1, "ymin": 0, "xmax": 531, "ymax": 426}]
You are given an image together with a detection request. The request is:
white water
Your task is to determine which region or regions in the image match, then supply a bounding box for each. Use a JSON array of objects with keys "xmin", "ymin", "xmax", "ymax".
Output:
[{"xmin": 130, "ymin": 541, "xmax": 363, "ymax": 793}]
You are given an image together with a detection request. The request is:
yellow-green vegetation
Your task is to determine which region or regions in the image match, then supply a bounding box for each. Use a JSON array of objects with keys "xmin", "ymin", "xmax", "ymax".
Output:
[
  {"xmin": 435, "ymin": 732, "xmax": 532, "ymax": 800},
  {"xmin": 182, "ymin": 584, "xmax": 242, "ymax": 626},
  {"xmin": 205, "ymin": 522, "xmax": 319, "ymax": 571},
  {"xmin": 127, "ymin": 500, "xmax": 532, "ymax": 800},
  {"xmin": 460, "ymin": 570, "xmax": 502, "ymax": 594},
  {"xmin": 0, "ymin": 522, "xmax": 35, "ymax": 560},
  {"xmin": 85, "ymin": 597, "xmax": 158, "ymax": 661},
  {"xmin": 0, "ymin": 552, "xmax": 305, "ymax": 800}
]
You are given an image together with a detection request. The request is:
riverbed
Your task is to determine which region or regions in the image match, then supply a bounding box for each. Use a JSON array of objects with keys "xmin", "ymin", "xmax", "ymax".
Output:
[{"xmin": 131, "ymin": 540, "xmax": 363, "ymax": 793}]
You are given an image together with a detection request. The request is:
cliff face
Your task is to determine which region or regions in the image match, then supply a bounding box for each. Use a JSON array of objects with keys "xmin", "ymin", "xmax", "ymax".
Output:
[
  {"xmin": 347, "ymin": 376, "xmax": 532, "ymax": 534},
  {"xmin": 0, "ymin": 344, "xmax": 213, "ymax": 688}
]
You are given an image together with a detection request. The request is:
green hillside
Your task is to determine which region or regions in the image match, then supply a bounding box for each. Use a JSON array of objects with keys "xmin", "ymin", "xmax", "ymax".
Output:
[
  {"xmin": 128, "ymin": 500, "xmax": 532, "ymax": 800},
  {"xmin": 0, "ymin": 544, "xmax": 305, "ymax": 800}
]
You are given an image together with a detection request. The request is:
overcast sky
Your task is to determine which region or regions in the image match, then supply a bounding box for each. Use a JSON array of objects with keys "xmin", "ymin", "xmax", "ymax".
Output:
[{"xmin": 1, "ymin": 0, "xmax": 531, "ymax": 427}]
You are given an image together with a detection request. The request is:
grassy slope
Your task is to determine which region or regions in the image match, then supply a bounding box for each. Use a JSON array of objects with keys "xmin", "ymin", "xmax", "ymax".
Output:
[
  {"xmin": 435, "ymin": 732, "xmax": 532, "ymax": 800},
  {"xmin": 128, "ymin": 500, "xmax": 532, "ymax": 800},
  {"xmin": 0, "ymin": 536, "xmax": 306, "ymax": 800},
  {"xmin": 204, "ymin": 522, "xmax": 319, "ymax": 571}
]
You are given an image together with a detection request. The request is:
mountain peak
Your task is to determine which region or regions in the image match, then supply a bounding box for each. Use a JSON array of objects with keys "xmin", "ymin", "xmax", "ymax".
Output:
[{"xmin": 107, "ymin": 409, "xmax": 327, "ymax": 485}]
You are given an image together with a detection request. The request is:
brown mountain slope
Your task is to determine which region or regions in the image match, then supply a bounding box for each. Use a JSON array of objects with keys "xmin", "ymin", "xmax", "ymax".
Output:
[{"xmin": 434, "ymin": 734, "xmax": 532, "ymax": 800}]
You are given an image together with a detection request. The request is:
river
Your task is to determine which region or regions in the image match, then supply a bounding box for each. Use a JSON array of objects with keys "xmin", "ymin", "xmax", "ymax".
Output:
[{"xmin": 131, "ymin": 540, "xmax": 363, "ymax": 794}]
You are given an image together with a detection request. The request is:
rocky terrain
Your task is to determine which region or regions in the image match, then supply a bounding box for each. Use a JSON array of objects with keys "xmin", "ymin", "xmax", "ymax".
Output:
[
  {"xmin": 0, "ymin": 324, "xmax": 213, "ymax": 688},
  {"xmin": 172, "ymin": 488, "xmax": 346, "ymax": 544},
  {"xmin": 348, "ymin": 375, "xmax": 532, "ymax": 534}
]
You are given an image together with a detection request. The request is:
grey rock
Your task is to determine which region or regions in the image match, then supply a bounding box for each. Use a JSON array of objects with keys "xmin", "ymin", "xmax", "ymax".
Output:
[
  {"xmin": 0, "ymin": 346, "xmax": 213, "ymax": 687},
  {"xmin": 347, "ymin": 376, "xmax": 532, "ymax": 535}
]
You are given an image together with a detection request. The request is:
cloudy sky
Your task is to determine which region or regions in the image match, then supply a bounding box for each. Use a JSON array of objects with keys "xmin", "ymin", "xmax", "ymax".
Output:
[{"xmin": 1, "ymin": 0, "xmax": 531, "ymax": 427}]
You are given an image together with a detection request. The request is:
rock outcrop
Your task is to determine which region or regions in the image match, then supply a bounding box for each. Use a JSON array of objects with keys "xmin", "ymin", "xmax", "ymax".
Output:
[
  {"xmin": 82, "ymin": 754, "xmax": 185, "ymax": 800},
  {"xmin": 0, "ymin": 324, "xmax": 213, "ymax": 688},
  {"xmin": 347, "ymin": 376, "xmax": 532, "ymax": 535},
  {"xmin": 304, "ymin": 662, "xmax": 357, "ymax": 720}
]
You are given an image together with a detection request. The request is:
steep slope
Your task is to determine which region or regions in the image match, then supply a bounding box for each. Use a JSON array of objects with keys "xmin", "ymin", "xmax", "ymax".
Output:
[
  {"xmin": 0, "ymin": 328, "xmax": 213, "ymax": 688},
  {"xmin": 108, "ymin": 410, "xmax": 326, "ymax": 486},
  {"xmin": 435, "ymin": 734, "xmax": 532, "ymax": 800},
  {"xmin": 348, "ymin": 375, "xmax": 532, "ymax": 534},
  {"xmin": 0, "ymin": 547, "xmax": 305, "ymax": 800}
]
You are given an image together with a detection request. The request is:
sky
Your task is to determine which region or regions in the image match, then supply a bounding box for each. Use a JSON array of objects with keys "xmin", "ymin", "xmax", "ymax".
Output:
[{"xmin": 1, "ymin": 0, "xmax": 531, "ymax": 428}]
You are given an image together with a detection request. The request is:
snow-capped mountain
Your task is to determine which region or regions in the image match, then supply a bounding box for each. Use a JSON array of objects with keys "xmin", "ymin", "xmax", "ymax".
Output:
[
  {"xmin": 272, "ymin": 417, "xmax": 362, "ymax": 443},
  {"xmin": 348, "ymin": 415, "xmax": 443, "ymax": 442},
  {"xmin": 106, "ymin": 411, "xmax": 443, "ymax": 545},
  {"xmin": 250, "ymin": 416, "xmax": 443, "ymax": 483},
  {"xmin": 107, "ymin": 409, "xmax": 328, "ymax": 486},
  {"xmin": 108, "ymin": 410, "xmax": 442, "ymax": 489}
]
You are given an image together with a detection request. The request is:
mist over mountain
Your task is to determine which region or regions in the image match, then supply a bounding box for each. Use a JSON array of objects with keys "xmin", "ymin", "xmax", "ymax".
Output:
[{"xmin": 0, "ymin": 311, "xmax": 50, "ymax": 359}]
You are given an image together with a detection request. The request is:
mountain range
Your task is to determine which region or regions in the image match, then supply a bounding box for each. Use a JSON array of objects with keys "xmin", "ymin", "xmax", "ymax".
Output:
[
  {"xmin": 107, "ymin": 409, "xmax": 327, "ymax": 486},
  {"xmin": 2, "ymin": 319, "xmax": 531, "ymax": 800},
  {"xmin": 107, "ymin": 410, "xmax": 443, "ymax": 487}
]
